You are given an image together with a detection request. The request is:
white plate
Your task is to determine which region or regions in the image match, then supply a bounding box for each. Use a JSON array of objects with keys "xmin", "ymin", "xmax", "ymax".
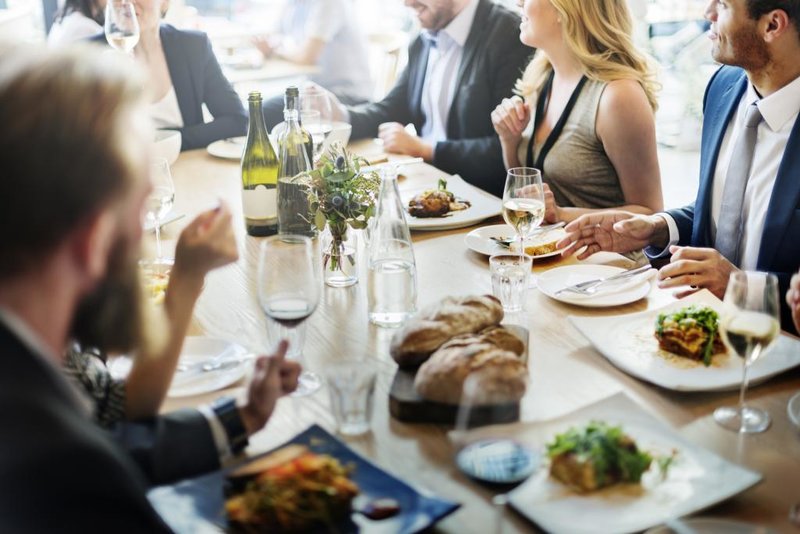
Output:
[
  {"xmin": 168, "ymin": 337, "xmax": 249, "ymax": 398},
  {"xmin": 538, "ymin": 264, "xmax": 654, "ymax": 307},
  {"xmin": 569, "ymin": 290, "xmax": 800, "ymax": 391},
  {"xmin": 500, "ymin": 393, "xmax": 761, "ymax": 534},
  {"xmin": 463, "ymin": 224, "xmax": 567, "ymax": 259},
  {"xmin": 206, "ymin": 136, "xmax": 246, "ymax": 160},
  {"xmin": 645, "ymin": 518, "xmax": 777, "ymax": 534},
  {"xmin": 402, "ymin": 174, "xmax": 501, "ymax": 231}
]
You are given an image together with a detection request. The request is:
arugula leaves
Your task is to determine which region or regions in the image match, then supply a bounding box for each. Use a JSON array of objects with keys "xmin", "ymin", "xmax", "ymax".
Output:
[{"xmin": 656, "ymin": 305, "xmax": 721, "ymax": 366}]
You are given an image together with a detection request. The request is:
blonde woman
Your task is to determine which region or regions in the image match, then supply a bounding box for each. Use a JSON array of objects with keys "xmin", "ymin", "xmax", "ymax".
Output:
[{"xmin": 491, "ymin": 0, "xmax": 663, "ymax": 223}]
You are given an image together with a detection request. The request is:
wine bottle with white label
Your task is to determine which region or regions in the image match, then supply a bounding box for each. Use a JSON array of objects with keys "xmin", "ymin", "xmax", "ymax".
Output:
[{"xmin": 241, "ymin": 91, "xmax": 279, "ymax": 237}]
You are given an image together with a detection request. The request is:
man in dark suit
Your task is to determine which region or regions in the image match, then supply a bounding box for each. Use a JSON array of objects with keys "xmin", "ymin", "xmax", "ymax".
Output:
[
  {"xmin": 0, "ymin": 44, "xmax": 299, "ymax": 531},
  {"xmin": 326, "ymin": 0, "xmax": 532, "ymax": 197},
  {"xmin": 556, "ymin": 0, "xmax": 800, "ymax": 334}
]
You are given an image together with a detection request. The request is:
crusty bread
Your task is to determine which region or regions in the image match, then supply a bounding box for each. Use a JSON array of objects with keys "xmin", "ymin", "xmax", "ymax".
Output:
[
  {"xmin": 414, "ymin": 343, "xmax": 527, "ymax": 405},
  {"xmin": 390, "ymin": 295, "xmax": 504, "ymax": 367},
  {"xmin": 510, "ymin": 228, "xmax": 566, "ymax": 256}
]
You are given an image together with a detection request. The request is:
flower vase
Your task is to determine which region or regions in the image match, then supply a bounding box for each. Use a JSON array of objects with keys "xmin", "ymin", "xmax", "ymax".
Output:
[{"xmin": 321, "ymin": 223, "xmax": 358, "ymax": 287}]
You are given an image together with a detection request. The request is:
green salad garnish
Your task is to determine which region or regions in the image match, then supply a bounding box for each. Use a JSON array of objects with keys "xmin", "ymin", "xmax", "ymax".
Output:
[
  {"xmin": 655, "ymin": 305, "xmax": 720, "ymax": 366},
  {"xmin": 546, "ymin": 422, "xmax": 654, "ymax": 485}
]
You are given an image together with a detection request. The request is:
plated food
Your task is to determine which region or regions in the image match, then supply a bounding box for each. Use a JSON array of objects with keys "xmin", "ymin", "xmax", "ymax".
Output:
[
  {"xmin": 225, "ymin": 444, "xmax": 359, "ymax": 532},
  {"xmin": 407, "ymin": 178, "xmax": 471, "ymax": 218},
  {"xmin": 463, "ymin": 224, "xmax": 567, "ymax": 258},
  {"xmin": 509, "ymin": 229, "xmax": 563, "ymax": 257},
  {"xmin": 547, "ymin": 422, "xmax": 662, "ymax": 493},
  {"xmin": 655, "ymin": 305, "xmax": 726, "ymax": 366}
]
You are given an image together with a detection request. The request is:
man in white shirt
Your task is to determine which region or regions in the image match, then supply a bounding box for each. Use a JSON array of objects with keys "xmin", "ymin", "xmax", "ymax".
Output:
[
  {"xmin": 556, "ymin": 0, "xmax": 800, "ymax": 333},
  {"xmin": 0, "ymin": 44, "xmax": 299, "ymax": 531},
  {"xmin": 324, "ymin": 0, "xmax": 532, "ymax": 197}
]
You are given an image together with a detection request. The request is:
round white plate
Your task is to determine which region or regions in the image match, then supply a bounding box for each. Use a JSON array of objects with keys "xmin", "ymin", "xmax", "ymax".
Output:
[
  {"xmin": 464, "ymin": 224, "xmax": 566, "ymax": 259},
  {"xmin": 789, "ymin": 391, "xmax": 800, "ymax": 430},
  {"xmin": 645, "ymin": 518, "xmax": 777, "ymax": 534},
  {"xmin": 168, "ymin": 337, "xmax": 249, "ymax": 398},
  {"xmin": 538, "ymin": 264, "xmax": 653, "ymax": 308},
  {"xmin": 206, "ymin": 137, "xmax": 246, "ymax": 160}
]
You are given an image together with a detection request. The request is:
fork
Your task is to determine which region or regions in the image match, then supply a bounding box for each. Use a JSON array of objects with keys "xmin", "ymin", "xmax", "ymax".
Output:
[
  {"xmin": 555, "ymin": 264, "xmax": 652, "ymax": 296},
  {"xmin": 490, "ymin": 222, "xmax": 566, "ymax": 247}
]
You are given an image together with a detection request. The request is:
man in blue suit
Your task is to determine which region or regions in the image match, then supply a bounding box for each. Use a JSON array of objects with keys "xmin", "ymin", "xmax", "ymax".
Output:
[{"xmin": 557, "ymin": 0, "xmax": 800, "ymax": 333}]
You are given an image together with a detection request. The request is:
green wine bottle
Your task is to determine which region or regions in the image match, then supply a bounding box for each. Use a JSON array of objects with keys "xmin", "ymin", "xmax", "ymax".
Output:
[
  {"xmin": 241, "ymin": 91, "xmax": 279, "ymax": 237},
  {"xmin": 277, "ymin": 87, "xmax": 315, "ymax": 236}
]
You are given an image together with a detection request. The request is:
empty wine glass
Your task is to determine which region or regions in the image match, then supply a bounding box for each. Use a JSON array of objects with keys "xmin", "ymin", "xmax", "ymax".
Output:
[
  {"xmin": 145, "ymin": 158, "xmax": 175, "ymax": 263},
  {"xmin": 502, "ymin": 167, "xmax": 545, "ymax": 260},
  {"xmin": 300, "ymin": 86, "xmax": 333, "ymax": 156},
  {"xmin": 714, "ymin": 271, "xmax": 781, "ymax": 433},
  {"xmin": 300, "ymin": 109, "xmax": 323, "ymax": 162},
  {"xmin": 257, "ymin": 235, "xmax": 321, "ymax": 396},
  {"xmin": 104, "ymin": 0, "xmax": 140, "ymax": 54}
]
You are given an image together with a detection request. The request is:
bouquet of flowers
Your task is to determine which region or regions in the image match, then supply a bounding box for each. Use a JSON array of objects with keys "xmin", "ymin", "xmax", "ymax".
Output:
[{"xmin": 299, "ymin": 144, "xmax": 381, "ymax": 276}]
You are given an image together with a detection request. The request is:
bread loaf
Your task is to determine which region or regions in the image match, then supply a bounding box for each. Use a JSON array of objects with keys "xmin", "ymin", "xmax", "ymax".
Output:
[
  {"xmin": 414, "ymin": 343, "xmax": 527, "ymax": 405},
  {"xmin": 390, "ymin": 295, "xmax": 504, "ymax": 367}
]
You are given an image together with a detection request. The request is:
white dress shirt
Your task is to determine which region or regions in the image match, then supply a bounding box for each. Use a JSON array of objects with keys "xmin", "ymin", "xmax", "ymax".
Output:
[
  {"xmin": 654, "ymin": 72, "xmax": 800, "ymax": 269},
  {"xmin": 419, "ymin": 0, "xmax": 479, "ymax": 144},
  {"xmin": 47, "ymin": 11, "xmax": 102, "ymax": 48},
  {"xmin": 150, "ymin": 86, "xmax": 185, "ymax": 130}
]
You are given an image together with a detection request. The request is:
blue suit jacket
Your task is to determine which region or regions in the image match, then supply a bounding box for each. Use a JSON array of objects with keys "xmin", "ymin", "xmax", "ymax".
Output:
[
  {"xmin": 92, "ymin": 25, "xmax": 247, "ymax": 150},
  {"xmin": 668, "ymin": 66, "xmax": 800, "ymax": 332}
]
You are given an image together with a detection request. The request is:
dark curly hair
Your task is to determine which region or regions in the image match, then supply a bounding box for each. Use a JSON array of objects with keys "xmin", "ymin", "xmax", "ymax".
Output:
[{"xmin": 746, "ymin": 0, "xmax": 800, "ymax": 23}]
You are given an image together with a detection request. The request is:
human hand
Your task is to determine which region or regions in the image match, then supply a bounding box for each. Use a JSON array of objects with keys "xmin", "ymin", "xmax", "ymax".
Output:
[
  {"xmin": 491, "ymin": 96, "xmax": 530, "ymax": 145},
  {"xmin": 657, "ymin": 246, "xmax": 739, "ymax": 299},
  {"xmin": 252, "ymin": 35, "xmax": 277, "ymax": 58},
  {"xmin": 785, "ymin": 270, "xmax": 800, "ymax": 333},
  {"xmin": 520, "ymin": 182, "xmax": 558, "ymax": 223},
  {"xmin": 557, "ymin": 211, "xmax": 665, "ymax": 260},
  {"xmin": 173, "ymin": 203, "xmax": 238, "ymax": 280},
  {"xmin": 303, "ymin": 82, "xmax": 347, "ymax": 122},
  {"xmin": 378, "ymin": 122, "xmax": 433, "ymax": 161},
  {"xmin": 238, "ymin": 340, "xmax": 302, "ymax": 436}
]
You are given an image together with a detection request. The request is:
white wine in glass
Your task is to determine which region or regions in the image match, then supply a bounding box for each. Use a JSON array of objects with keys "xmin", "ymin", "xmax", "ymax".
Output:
[
  {"xmin": 104, "ymin": 0, "xmax": 140, "ymax": 54},
  {"xmin": 502, "ymin": 168, "xmax": 545, "ymax": 258},
  {"xmin": 300, "ymin": 86, "xmax": 333, "ymax": 157},
  {"xmin": 714, "ymin": 271, "xmax": 780, "ymax": 433},
  {"xmin": 257, "ymin": 235, "xmax": 321, "ymax": 396}
]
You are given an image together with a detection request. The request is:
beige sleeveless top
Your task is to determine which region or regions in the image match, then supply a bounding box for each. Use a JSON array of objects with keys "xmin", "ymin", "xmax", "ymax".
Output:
[{"xmin": 517, "ymin": 79, "xmax": 625, "ymax": 210}]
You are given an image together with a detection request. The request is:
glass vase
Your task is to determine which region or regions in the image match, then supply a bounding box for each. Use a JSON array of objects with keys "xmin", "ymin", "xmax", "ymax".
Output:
[{"xmin": 321, "ymin": 223, "xmax": 358, "ymax": 287}]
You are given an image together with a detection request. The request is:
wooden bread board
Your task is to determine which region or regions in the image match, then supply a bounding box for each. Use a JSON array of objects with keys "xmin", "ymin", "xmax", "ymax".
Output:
[{"xmin": 389, "ymin": 325, "xmax": 529, "ymax": 426}]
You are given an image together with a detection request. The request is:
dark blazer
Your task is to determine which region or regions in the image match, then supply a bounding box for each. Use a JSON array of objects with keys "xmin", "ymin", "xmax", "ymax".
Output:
[
  {"xmin": 0, "ymin": 322, "xmax": 220, "ymax": 532},
  {"xmin": 347, "ymin": 0, "xmax": 532, "ymax": 197},
  {"xmin": 92, "ymin": 24, "xmax": 247, "ymax": 150},
  {"xmin": 668, "ymin": 66, "xmax": 800, "ymax": 333}
]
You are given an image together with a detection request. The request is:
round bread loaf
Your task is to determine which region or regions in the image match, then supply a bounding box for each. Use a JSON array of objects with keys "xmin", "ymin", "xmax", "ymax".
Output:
[
  {"xmin": 389, "ymin": 295, "xmax": 504, "ymax": 367},
  {"xmin": 414, "ymin": 344, "xmax": 527, "ymax": 405}
]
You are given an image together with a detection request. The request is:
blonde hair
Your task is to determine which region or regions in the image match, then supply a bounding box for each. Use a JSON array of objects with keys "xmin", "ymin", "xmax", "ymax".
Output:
[{"xmin": 515, "ymin": 0, "xmax": 659, "ymax": 111}]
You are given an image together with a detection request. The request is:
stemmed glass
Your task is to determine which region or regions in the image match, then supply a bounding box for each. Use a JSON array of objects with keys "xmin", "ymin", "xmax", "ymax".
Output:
[
  {"xmin": 104, "ymin": 0, "xmax": 140, "ymax": 54},
  {"xmin": 300, "ymin": 86, "xmax": 333, "ymax": 159},
  {"xmin": 300, "ymin": 109, "xmax": 322, "ymax": 162},
  {"xmin": 501, "ymin": 167, "xmax": 545, "ymax": 259},
  {"xmin": 145, "ymin": 158, "xmax": 175, "ymax": 263},
  {"xmin": 714, "ymin": 271, "xmax": 781, "ymax": 433},
  {"xmin": 257, "ymin": 235, "xmax": 321, "ymax": 396}
]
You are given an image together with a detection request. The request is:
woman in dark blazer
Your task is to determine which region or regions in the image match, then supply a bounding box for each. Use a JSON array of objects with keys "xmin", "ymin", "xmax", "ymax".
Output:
[{"xmin": 94, "ymin": 0, "xmax": 246, "ymax": 150}]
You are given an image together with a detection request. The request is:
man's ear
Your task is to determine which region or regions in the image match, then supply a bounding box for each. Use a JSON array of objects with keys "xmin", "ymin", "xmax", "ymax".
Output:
[
  {"xmin": 73, "ymin": 210, "xmax": 117, "ymax": 282},
  {"xmin": 762, "ymin": 9, "xmax": 792, "ymax": 43}
]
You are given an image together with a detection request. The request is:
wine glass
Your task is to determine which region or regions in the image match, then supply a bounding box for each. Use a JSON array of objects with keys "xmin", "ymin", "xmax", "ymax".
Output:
[
  {"xmin": 502, "ymin": 167, "xmax": 545, "ymax": 259},
  {"xmin": 300, "ymin": 109, "xmax": 323, "ymax": 162},
  {"xmin": 104, "ymin": 0, "xmax": 140, "ymax": 54},
  {"xmin": 300, "ymin": 86, "xmax": 333, "ymax": 156},
  {"xmin": 714, "ymin": 271, "xmax": 781, "ymax": 433},
  {"xmin": 145, "ymin": 158, "xmax": 175, "ymax": 263},
  {"xmin": 257, "ymin": 235, "xmax": 321, "ymax": 396}
]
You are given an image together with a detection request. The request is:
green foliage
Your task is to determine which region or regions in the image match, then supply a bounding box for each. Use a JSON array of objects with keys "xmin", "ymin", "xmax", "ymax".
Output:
[
  {"xmin": 655, "ymin": 305, "xmax": 721, "ymax": 366},
  {"xmin": 298, "ymin": 143, "xmax": 381, "ymax": 236}
]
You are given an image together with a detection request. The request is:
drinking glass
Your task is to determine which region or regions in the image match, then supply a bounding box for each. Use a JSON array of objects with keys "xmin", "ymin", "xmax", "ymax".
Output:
[
  {"xmin": 326, "ymin": 361, "xmax": 376, "ymax": 436},
  {"xmin": 501, "ymin": 168, "xmax": 545, "ymax": 260},
  {"xmin": 257, "ymin": 235, "xmax": 321, "ymax": 396},
  {"xmin": 104, "ymin": 0, "xmax": 140, "ymax": 54},
  {"xmin": 300, "ymin": 109, "xmax": 323, "ymax": 162},
  {"xmin": 300, "ymin": 86, "xmax": 333, "ymax": 156},
  {"xmin": 490, "ymin": 253, "xmax": 532, "ymax": 312},
  {"xmin": 145, "ymin": 158, "xmax": 175, "ymax": 263},
  {"xmin": 714, "ymin": 271, "xmax": 781, "ymax": 433}
]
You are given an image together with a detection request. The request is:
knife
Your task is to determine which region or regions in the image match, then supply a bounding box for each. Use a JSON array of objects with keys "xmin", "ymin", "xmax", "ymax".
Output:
[{"xmin": 554, "ymin": 264, "xmax": 652, "ymax": 296}]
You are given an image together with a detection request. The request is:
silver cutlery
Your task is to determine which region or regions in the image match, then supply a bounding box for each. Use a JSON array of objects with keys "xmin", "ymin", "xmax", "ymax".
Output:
[
  {"xmin": 172, "ymin": 355, "xmax": 254, "ymax": 386},
  {"xmin": 555, "ymin": 264, "xmax": 652, "ymax": 296},
  {"xmin": 490, "ymin": 222, "xmax": 566, "ymax": 247}
]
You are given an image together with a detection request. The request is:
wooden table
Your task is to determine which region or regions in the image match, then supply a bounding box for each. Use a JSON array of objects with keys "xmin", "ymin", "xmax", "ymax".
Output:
[{"xmin": 161, "ymin": 144, "xmax": 800, "ymax": 533}]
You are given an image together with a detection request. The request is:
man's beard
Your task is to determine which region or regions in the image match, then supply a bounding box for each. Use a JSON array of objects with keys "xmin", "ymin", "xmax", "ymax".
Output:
[
  {"xmin": 716, "ymin": 25, "xmax": 770, "ymax": 72},
  {"xmin": 70, "ymin": 237, "xmax": 163, "ymax": 357}
]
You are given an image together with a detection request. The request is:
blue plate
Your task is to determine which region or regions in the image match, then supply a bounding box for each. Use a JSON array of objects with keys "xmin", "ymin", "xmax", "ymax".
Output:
[{"xmin": 148, "ymin": 424, "xmax": 460, "ymax": 533}]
